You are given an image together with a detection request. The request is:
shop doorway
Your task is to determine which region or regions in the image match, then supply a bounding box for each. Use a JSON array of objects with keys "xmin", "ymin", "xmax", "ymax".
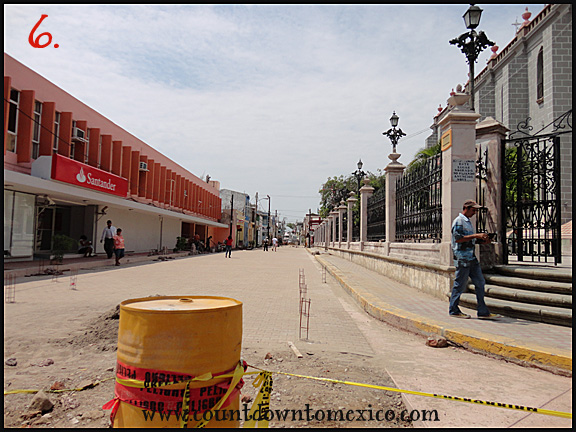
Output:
[{"xmin": 35, "ymin": 204, "xmax": 95, "ymax": 254}]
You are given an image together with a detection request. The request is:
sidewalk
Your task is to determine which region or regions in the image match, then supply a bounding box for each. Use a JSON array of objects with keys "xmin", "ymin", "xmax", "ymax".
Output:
[
  {"xmin": 311, "ymin": 249, "xmax": 572, "ymax": 375},
  {"xmin": 3, "ymin": 251, "xmax": 193, "ymax": 277}
]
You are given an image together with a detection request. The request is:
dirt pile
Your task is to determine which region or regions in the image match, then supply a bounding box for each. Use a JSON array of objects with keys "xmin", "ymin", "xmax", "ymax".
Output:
[{"xmin": 49, "ymin": 305, "xmax": 120, "ymax": 352}]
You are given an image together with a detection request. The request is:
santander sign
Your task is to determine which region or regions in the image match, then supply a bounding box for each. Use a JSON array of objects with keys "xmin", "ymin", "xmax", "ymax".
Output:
[{"xmin": 51, "ymin": 154, "xmax": 128, "ymax": 198}]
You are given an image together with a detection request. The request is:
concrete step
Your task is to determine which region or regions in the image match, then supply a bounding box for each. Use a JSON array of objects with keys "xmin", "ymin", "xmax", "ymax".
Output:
[
  {"xmin": 468, "ymin": 284, "xmax": 572, "ymax": 309},
  {"xmin": 494, "ymin": 265, "xmax": 572, "ymax": 284},
  {"xmin": 483, "ymin": 274, "xmax": 572, "ymax": 295},
  {"xmin": 459, "ymin": 293, "xmax": 572, "ymax": 327}
]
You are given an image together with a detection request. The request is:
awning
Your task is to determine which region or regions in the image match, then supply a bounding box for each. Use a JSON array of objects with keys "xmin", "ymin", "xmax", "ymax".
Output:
[{"xmin": 4, "ymin": 169, "xmax": 228, "ymax": 228}]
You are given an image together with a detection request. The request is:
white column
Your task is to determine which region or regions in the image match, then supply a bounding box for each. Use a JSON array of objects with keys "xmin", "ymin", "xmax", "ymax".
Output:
[
  {"xmin": 438, "ymin": 92, "xmax": 481, "ymax": 266},
  {"xmin": 337, "ymin": 201, "xmax": 346, "ymax": 248},
  {"xmin": 385, "ymin": 152, "xmax": 405, "ymax": 254},
  {"xmin": 347, "ymin": 194, "xmax": 358, "ymax": 247}
]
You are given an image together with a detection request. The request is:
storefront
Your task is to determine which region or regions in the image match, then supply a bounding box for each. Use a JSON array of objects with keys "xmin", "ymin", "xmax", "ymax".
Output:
[{"xmin": 4, "ymin": 157, "xmax": 227, "ymax": 260}]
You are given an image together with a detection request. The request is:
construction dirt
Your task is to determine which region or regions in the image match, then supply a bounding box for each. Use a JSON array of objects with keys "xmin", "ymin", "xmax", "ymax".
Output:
[{"xmin": 4, "ymin": 304, "xmax": 413, "ymax": 428}]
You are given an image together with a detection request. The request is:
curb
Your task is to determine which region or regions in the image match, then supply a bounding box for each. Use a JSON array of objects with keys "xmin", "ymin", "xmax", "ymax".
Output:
[{"xmin": 313, "ymin": 253, "xmax": 572, "ymax": 375}]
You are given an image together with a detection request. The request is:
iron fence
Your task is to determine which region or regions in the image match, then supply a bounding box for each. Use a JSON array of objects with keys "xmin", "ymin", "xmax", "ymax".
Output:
[
  {"xmin": 475, "ymin": 145, "xmax": 489, "ymax": 236},
  {"xmin": 367, "ymin": 187, "xmax": 386, "ymax": 241},
  {"xmin": 396, "ymin": 153, "xmax": 442, "ymax": 242}
]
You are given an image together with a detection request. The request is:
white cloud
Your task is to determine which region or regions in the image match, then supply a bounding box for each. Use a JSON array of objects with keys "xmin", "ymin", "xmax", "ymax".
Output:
[{"xmin": 4, "ymin": 4, "xmax": 544, "ymax": 220}]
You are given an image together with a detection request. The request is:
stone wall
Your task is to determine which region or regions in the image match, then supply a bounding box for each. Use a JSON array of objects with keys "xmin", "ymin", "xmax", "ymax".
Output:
[{"xmin": 327, "ymin": 244, "xmax": 454, "ymax": 301}]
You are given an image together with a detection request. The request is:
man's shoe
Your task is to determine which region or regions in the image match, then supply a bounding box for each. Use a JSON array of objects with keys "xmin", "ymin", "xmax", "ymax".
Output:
[
  {"xmin": 450, "ymin": 313, "xmax": 471, "ymax": 319},
  {"xmin": 478, "ymin": 313, "xmax": 503, "ymax": 319}
]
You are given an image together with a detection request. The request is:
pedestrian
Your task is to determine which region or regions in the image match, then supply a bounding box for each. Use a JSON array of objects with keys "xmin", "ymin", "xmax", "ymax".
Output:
[
  {"xmin": 77, "ymin": 235, "xmax": 94, "ymax": 257},
  {"xmin": 113, "ymin": 228, "xmax": 125, "ymax": 266},
  {"xmin": 272, "ymin": 237, "xmax": 278, "ymax": 252},
  {"xmin": 263, "ymin": 238, "xmax": 269, "ymax": 251},
  {"xmin": 225, "ymin": 235, "xmax": 233, "ymax": 258},
  {"xmin": 100, "ymin": 220, "xmax": 117, "ymax": 259},
  {"xmin": 449, "ymin": 200, "xmax": 501, "ymax": 320}
]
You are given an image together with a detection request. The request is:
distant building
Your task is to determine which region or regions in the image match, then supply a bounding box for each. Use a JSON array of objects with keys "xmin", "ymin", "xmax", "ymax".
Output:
[{"xmin": 220, "ymin": 189, "xmax": 251, "ymax": 247}]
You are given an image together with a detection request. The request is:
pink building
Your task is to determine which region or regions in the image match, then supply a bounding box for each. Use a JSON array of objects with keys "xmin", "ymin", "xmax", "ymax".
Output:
[{"xmin": 4, "ymin": 53, "xmax": 228, "ymax": 260}]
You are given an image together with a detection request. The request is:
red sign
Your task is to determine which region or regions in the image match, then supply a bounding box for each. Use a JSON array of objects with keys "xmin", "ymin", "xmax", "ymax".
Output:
[{"xmin": 51, "ymin": 154, "xmax": 128, "ymax": 198}]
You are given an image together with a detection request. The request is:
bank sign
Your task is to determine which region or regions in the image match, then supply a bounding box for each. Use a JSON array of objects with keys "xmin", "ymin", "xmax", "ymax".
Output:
[{"xmin": 51, "ymin": 154, "xmax": 128, "ymax": 198}]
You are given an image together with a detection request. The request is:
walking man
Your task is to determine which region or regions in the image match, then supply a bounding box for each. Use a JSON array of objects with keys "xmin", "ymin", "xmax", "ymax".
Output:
[
  {"xmin": 100, "ymin": 220, "xmax": 117, "ymax": 259},
  {"xmin": 449, "ymin": 200, "xmax": 500, "ymax": 320}
]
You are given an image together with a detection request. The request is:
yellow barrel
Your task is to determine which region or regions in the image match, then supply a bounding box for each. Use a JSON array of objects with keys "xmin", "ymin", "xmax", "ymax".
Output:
[{"xmin": 113, "ymin": 296, "xmax": 243, "ymax": 428}]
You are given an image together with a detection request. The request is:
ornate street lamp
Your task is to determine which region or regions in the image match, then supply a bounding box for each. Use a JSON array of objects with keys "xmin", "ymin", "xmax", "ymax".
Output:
[
  {"xmin": 449, "ymin": 4, "xmax": 494, "ymax": 111},
  {"xmin": 352, "ymin": 159, "xmax": 366, "ymax": 195},
  {"xmin": 382, "ymin": 111, "xmax": 406, "ymax": 153}
]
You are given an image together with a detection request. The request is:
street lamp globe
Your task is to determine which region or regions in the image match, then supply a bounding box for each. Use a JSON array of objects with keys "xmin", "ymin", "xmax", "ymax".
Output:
[
  {"xmin": 357, "ymin": 159, "xmax": 363, "ymax": 170},
  {"xmin": 390, "ymin": 111, "xmax": 399, "ymax": 128},
  {"xmin": 463, "ymin": 4, "xmax": 483, "ymax": 30}
]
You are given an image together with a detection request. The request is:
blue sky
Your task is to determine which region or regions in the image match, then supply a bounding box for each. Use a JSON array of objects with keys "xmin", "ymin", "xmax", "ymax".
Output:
[{"xmin": 4, "ymin": 4, "xmax": 544, "ymax": 222}]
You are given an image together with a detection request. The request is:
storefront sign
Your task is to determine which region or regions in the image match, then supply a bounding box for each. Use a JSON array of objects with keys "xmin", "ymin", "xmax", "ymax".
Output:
[{"xmin": 51, "ymin": 154, "xmax": 128, "ymax": 197}]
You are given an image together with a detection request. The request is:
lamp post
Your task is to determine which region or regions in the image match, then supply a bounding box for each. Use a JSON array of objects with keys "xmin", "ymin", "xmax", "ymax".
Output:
[
  {"xmin": 352, "ymin": 159, "xmax": 366, "ymax": 196},
  {"xmin": 449, "ymin": 4, "xmax": 494, "ymax": 112},
  {"xmin": 265, "ymin": 195, "xmax": 271, "ymax": 242},
  {"xmin": 382, "ymin": 111, "xmax": 406, "ymax": 154}
]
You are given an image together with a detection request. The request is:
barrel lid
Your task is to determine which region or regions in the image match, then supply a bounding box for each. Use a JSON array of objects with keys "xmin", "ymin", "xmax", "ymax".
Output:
[{"xmin": 121, "ymin": 296, "xmax": 242, "ymax": 312}]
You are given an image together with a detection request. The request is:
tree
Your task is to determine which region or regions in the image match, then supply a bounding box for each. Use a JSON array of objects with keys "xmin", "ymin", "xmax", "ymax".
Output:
[
  {"xmin": 318, "ymin": 175, "xmax": 354, "ymax": 218},
  {"xmin": 318, "ymin": 171, "xmax": 386, "ymax": 218},
  {"xmin": 406, "ymin": 142, "xmax": 441, "ymax": 175}
]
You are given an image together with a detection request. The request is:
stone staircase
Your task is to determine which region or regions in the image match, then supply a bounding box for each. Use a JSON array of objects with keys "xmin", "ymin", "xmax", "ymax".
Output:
[{"xmin": 460, "ymin": 265, "xmax": 572, "ymax": 327}]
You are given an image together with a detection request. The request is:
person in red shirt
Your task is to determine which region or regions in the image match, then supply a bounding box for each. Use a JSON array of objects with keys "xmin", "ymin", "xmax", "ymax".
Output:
[
  {"xmin": 113, "ymin": 228, "xmax": 125, "ymax": 266},
  {"xmin": 225, "ymin": 235, "xmax": 233, "ymax": 258}
]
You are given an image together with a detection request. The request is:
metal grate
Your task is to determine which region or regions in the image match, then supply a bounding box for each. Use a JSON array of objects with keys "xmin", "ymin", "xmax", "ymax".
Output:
[
  {"xmin": 395, "ymin": 153, "xmax": 442, "ymax": 242},
  {"xmin": 367, "ymin": 187, "xmax": 386, "ymax": 241}
]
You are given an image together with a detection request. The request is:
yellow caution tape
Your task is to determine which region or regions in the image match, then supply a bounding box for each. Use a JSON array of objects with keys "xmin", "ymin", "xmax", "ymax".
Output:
[
  {"xmin": 248, "ymin": 366, "xmax": 571, "ymax": 420},
  {"xmin": 243, "ymin": 371, "xmax": 273, "ymax": 428},
  {"xmin": 6, "ymin": 365, "xmax": 571, "ymax": 421},
  {"xmin": 4, "ymin": 377, "xmax": 114, "ymax": 395}
]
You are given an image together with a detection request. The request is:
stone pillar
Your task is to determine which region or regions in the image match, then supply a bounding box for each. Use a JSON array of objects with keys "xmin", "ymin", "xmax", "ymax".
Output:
[
  {"xmin": 384, "ymin": 152, "xmax": 406, "ymax": 255},
  {"xmin": 438, "ymin": 93, "xmax": 481, "ymax": 266},
  {"xmin": 347, "ymin": 193, "xmax": 358, "ymax": 247},
  {"xmin": 475, "ymin": 117, "xmax": 509, "ymax": 266},
  {"xmin": 359, "ymin": 178, "xmax": 374, "ymax": 249},
  {"xmin": 337, "ymin": 201, "xmax": 346, "ymax": 247},
  {"xmin": 324, "ymin": 215, "xmax": 332, "ymax": 250}
]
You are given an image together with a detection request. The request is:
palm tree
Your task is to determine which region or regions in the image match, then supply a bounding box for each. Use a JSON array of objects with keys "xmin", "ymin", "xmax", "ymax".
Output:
[{"xmin": 406, "ymin": 143, "xmax": 441, "ymax": 175}]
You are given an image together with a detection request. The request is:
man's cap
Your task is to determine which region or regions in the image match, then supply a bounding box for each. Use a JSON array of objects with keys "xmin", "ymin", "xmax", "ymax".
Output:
[{"xmin": 464, "ymin": 200, "xmax": 482, "ymax": 209}]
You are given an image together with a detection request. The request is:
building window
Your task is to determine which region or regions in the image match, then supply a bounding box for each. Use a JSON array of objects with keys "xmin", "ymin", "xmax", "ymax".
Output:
[
  {"xmin": 7, "ymin": 89, "xmax": 19, "ymax": 153},
  {"xmin": 53, "ymin": 111, "xmax": 60, "ymax": 152},
  {"xmin": 70, "ymin": 120, "xmax": 76, "ymax": 158},
  {"xmin": 32, "ymin": 101, "xmax": 42, "ymax": 159},
  {"xmin": 536, "ymin": 47, "xmax": 544, "ymax": 102}
]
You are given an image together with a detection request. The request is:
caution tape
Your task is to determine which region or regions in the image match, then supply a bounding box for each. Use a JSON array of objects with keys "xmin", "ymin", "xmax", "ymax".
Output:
[
  {"xmin": 5, "ymin": 364, "xmax": 571, "ymax": 421},
  {"xmin": 244, "ymin": 371, "xmax": 273, "ymax": 428},
  {"xmin": 248, "ymin": 365, "xmax": 572, "ymax": 420},
  {"xmin": 4, "ymin": 377, "xmax": 114, "ymax": 395}
]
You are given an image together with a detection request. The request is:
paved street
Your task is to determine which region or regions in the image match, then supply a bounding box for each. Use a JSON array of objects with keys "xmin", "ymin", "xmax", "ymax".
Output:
[{"xmin": 4, "ymin": 247, "xmax": 572, "ymax": 427}]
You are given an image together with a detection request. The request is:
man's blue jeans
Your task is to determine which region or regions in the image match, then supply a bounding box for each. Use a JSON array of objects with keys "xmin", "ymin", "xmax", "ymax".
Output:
[{"xmin": 449, "ymin": 258, "xmax": 490, "ymax": 316}]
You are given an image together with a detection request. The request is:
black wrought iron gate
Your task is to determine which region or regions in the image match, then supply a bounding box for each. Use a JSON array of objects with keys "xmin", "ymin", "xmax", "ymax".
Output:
[{"xmin": 502, "ymin": 111, "xmax": 571, "ymax": 265}]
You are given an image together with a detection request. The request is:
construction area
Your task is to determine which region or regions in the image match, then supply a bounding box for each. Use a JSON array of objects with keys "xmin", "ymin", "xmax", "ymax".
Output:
[{"xmin": 3, "ymin": 247, "xmax": 572, "ymax": 428}]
